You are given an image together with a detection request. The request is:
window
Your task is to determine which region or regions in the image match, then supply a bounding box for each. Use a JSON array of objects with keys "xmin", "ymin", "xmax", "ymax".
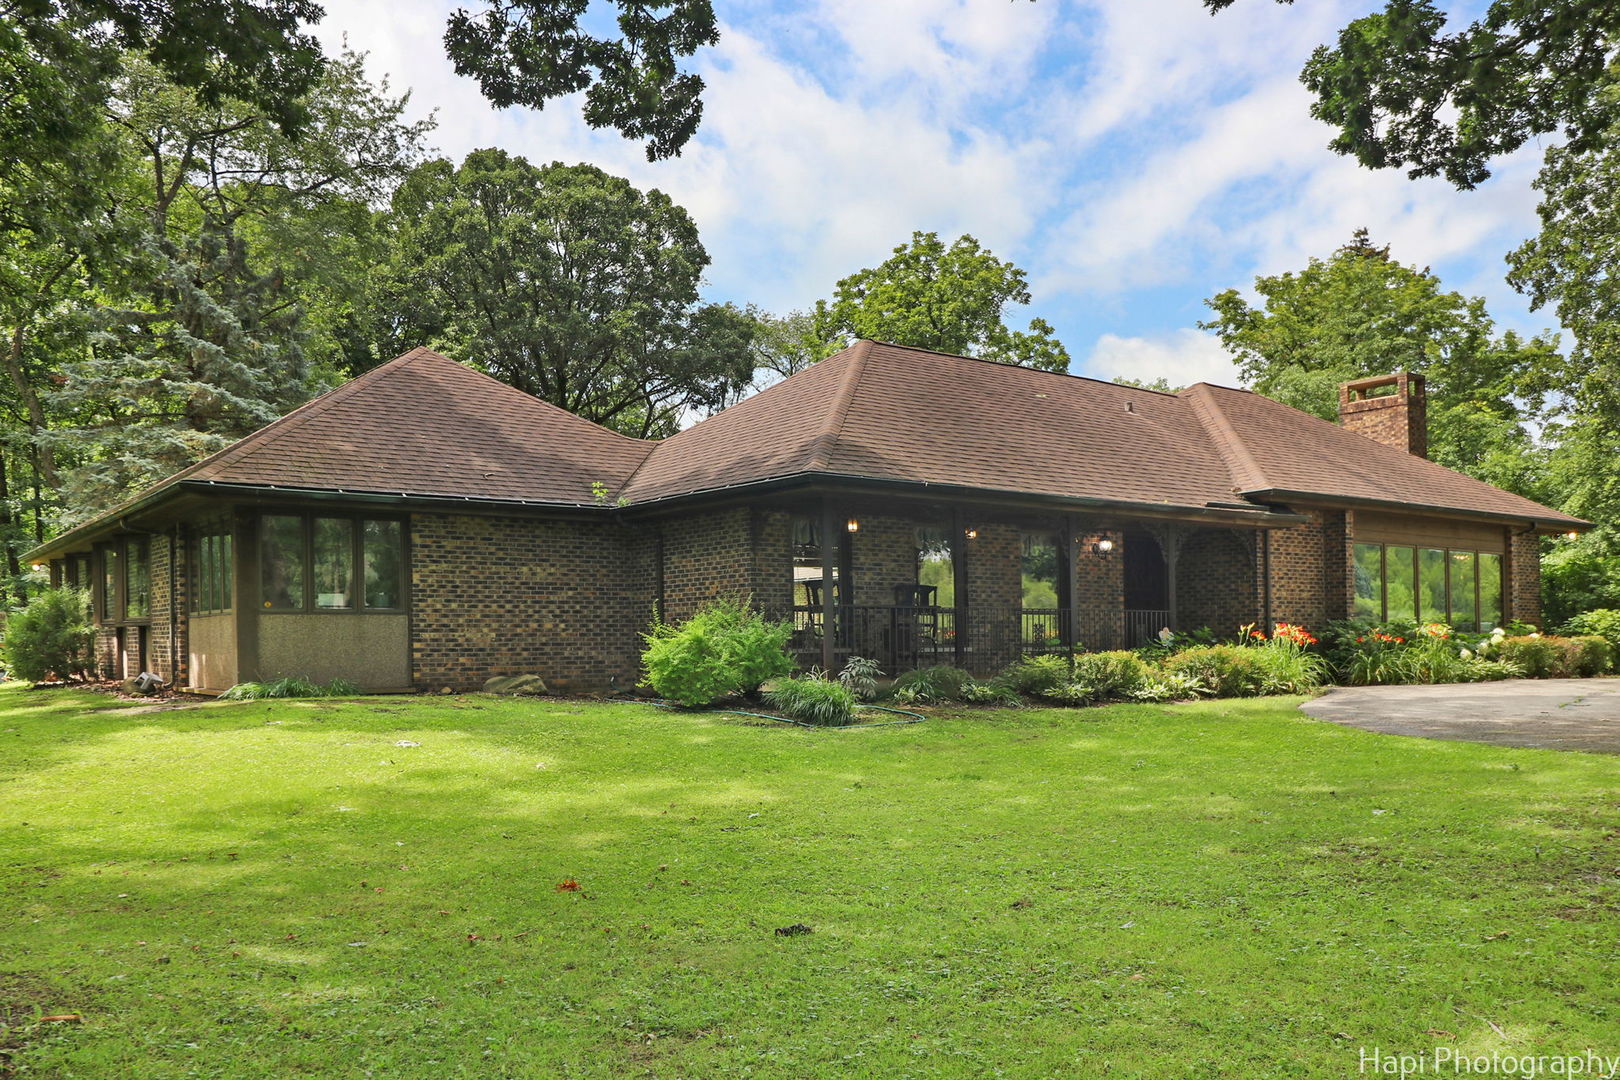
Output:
[
  {"xmin": 1451, "ymin": 551, "xmax": 1477, "ymax": 631},
  {"xmin": 916, "ymin": 527, "xmax": 955, "ymax": 607},
  {"xmin": 1383, "ymin": 546, "xmax": 1417, "ymax": 622},
  {"xmin": 1479, "ymin": 552, "xmax": 1503, "ymax": 629},
  {"xmin": 1419, "ymin": 548, "xmax": 1447, "ymax": 623},
  {"xmin": 96, "ymin": 537, "xmax": 149, "ymax": 624},
  {"xmin": 364, "ymin": 520, "xmax": 403, "ymax": 609},
  {"xmin": 192, "ymin": 526, "xmax": 233, "ymax": 615},
  {"xmin": 312, "ymin": 518, "xmax": 354, "ymax": 609},
  {"xmin": 1020, "ymin": 531, "xmax": 1060, "ymax": 608},
  {"xmin": 1353, "ymin": 543, "xmax": 1383, "ymax": 618},
  {"xmin": 1353, "ymin": 541, "xmax": 1505, "ymax": 629},
  {"xmin": 124, "ymin": 538, "xmax": 150, "ymax": 620},
  {"xmin": 261, "ymin": 515, "xmax": 306, "ymax": 610},
  {"xmin": 258, "ymin": 514, "xmax": 405, "ymax": 613}
]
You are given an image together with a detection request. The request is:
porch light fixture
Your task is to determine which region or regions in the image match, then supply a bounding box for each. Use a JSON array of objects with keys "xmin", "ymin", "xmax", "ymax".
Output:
[
  {"xmin": 1565, "ymin": 531, "xmax": 1580, "ymax": 541},
  {"xmin": 964, "ymin": 528, "xmax": 979, "ymax": 540},
  {"xmin": 846, "ymin": 517, "xmax": 860, "ymax": 533},
  {"xmin": 1091, "ymin": 538, "xmax": 1115, "ymax": 555}
]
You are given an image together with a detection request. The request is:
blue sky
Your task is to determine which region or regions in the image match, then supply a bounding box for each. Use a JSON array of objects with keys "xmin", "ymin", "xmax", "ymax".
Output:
[{"xmin": 313, "ymin": 0, "xmax": 1552, "ymax": 388}]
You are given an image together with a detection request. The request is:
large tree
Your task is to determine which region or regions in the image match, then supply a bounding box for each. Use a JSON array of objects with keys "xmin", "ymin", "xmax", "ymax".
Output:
[
  {"xmin": 1201, "ymin": 230, "xmax": 1559, "ymax": 497},
  {"xmin": 374, "ymin": 149, "xmax": 754, "ymax": 439},
  {"xmin": 813, "ymin": 232, "xmax": 1070, "ymax": 372},
  {"xmin": 36, "ymin": 49, "xmax": 431, "ymax": 520}
]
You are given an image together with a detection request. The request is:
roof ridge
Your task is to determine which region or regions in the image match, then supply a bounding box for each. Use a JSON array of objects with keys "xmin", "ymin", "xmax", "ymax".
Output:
[
  {"xmin": 806, "ymin": 341, "xmax": 872, "ymax": 470},
  {"xmin": 1180, "ymin": 383, "xmax": 1270, "ymax": 494},
  {"xmin": 860, "ymin": 339, "xmax": 1185, "ymax": 398}
]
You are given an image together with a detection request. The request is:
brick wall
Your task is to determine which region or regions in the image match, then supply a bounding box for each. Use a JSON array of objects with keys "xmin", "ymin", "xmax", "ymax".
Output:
[
  {"xmin": 147, "ymin": 529, "xmax": 188, "ymax": 686},
  {"xmin": 1176, "ymin": 528, "xmax": 1259, "ymax": 636},
  {"xmin": 1508, "ymin": 529, "xmax": 1543, "ymax": 628},
  {"xmin": 411, "ymin": 512, "xmax": 653, "ymax": 692},
  {"xmin": 1076, "ymin": 527, "xmax": 1125, "ymax": 650},
  {"xmin": 1266, "ymin": 509, "xmax": 1351, "ymax": 633},
  {"xmin": 658, "ymin": 507, "xmax": 756, "ymax": 621}
]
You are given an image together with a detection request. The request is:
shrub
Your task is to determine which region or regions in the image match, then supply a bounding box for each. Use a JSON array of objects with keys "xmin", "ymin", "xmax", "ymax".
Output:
[
  {"xmin": 1559, "ymin": 609, "xmax": 1620, "ymax": 665},
  {"xmin": 836, "ymin": 656, "xmax": 883, "ymax": 701},
  {"xmin": 1070, "ymin": 651, "xmax": 1154, "ymax": 700},
  {"xmin": 1245, "ymin": 623, "xmax": 1331, "ymax": 693},
  {"xmin": 641, "ymin": 598, "xmax": 794, "ymax": 707},
  {"xmin": 890, "ymin": 665, "xmax": 978, "ymax": 704},
  {"xmin": 765, "ymin": 675, "xmax": 857, "ymax": 727},
  {"xmin": 1453, "ymin": 658, "xmax": 1526, "ymax": 682},
  {"xmin": 1557, "ymin": 635, "xmax": 1613, "ymax": 677},
  {"xmin": 1128, "ymin": 672, "xmax": 1207, "ymax": 702},
  {"xmin": 994, "ymin": 655, "xmax": 1071, "ymax": 697},
  {"xmin": 1, "ymin": 588, "xmax": 95, "ymax": 683},
  {"xmin": 957, "ymin": 679, "xmax": 1021, "ymax": 706},
  {"xmin": 1496, "ymin": 635, "xmax": 1565, "ymax": 678},
  {"xmin": 220, "ymin": 676, "xmax": 360, "ymax": 700},
  {"xmin": 1161, "ymin": 645, "xmax": 1266, "ymax": 697}
]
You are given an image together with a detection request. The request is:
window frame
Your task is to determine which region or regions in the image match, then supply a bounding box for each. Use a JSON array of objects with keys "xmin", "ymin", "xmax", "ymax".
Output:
[
  {"xmin": 1353, "ymin": 541, "xmax": 1505, "ymax": 629},
  {"xmin": 190, "ymin": 521, "xmax": 235, "ymax": 616},
  {"xmin": 95, "ymin": 536, "xmax": 151, "ymax": 627},
  {"xmin": 256, "ymin": 512, "xmax": 410, "ymax": 615}
]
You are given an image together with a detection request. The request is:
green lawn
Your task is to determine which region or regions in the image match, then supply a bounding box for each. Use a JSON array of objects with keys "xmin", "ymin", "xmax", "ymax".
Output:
[{"xmin": 2, "ymin": 686, "xmax": 1617, "ymax": 1079}]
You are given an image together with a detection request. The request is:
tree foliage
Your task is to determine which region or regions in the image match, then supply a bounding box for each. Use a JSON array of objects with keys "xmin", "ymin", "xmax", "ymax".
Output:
[
  {"xmin": 813, "ymin": 232, "xmax": 1070, "ymax": 372},
  {"xmin": 1207, "ymin": 0, "xmax": 1620, "ymax": 189},
  {"xmin": 443, "ymin": 0, "xmax": 718, "ymax": 160},
  {"xmin": 1201, "ymin": 230, "xmax": 1559, "ymax": 496},
  {"xmin": 374, "ymin": 149, "xmax": 754, "ymax": 439}
]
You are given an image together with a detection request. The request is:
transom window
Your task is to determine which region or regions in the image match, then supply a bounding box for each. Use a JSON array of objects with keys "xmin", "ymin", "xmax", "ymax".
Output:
[
  {"xmin": 259, "ymin": 514, "xmax": 405, "ymax": 613},
  {"xmin": 1353, "ymin": 542, "xmax": 1502, "ymax": 631}
]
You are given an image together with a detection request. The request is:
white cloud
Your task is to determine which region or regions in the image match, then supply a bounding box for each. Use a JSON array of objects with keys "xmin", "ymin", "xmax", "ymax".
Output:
[{"xmin": 1085, "ymin": 330, "xmax": 1240, "ymax": 388}]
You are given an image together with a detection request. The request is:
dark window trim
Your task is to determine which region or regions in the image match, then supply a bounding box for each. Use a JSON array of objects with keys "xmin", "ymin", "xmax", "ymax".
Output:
[
  {"xmin": 258, "ymin": 511, "xmax": 409, "ymax": 616},
  {"xmin": 96, "ymin": 536, "xmax": 152, "ymax": 628},
  {"xmin": 190, "ymin": 518, "xmax": 236, "ymax": 616},
  {"xmin": 1354, "ymin": 541, "xmax": 1505, "ymax": 629}
]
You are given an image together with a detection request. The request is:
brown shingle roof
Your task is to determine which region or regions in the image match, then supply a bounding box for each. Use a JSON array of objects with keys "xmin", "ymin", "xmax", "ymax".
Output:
[
  {"xmin": 1181, "ymin": 382, "xmax": 1586, "ymax": 527},
  {"xmin": 30, "ymin": 340, "xmax": 1585, "ymax": 561},
  {"xmin": 168, "ymin": 347, "xmax": 654, "ymax": 505}
]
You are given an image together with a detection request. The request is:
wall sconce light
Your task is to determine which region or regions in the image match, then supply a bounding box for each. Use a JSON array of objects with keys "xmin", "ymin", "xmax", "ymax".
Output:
[
  {"xmin": 963, "ymin": 528, "xmax": 979, "ymax": 540},
  {"xmin": 29, "ymin": 563, "xmax": 44, "ymax": 572},
  {"xmin": 1091, "ymin": 538, "xmax": 1115, "ymax": 555},
  {"xmin": 1565, "ymin": 531, "xmax": 1580, "ymax": 541},
  {"xmin": 846, "ymin": 517, "xmax": 860, "ymax": 533}
]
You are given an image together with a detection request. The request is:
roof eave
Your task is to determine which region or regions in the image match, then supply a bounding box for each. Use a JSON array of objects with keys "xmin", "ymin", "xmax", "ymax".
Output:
[{"xmin": 1242, "ymin": 488, "xmax": 1591, "ymax": 532}]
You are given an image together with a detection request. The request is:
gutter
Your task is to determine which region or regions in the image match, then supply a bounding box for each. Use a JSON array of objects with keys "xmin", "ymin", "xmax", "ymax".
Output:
[{"xmin": 1240, "ymin": 488, "xmax": 1591, "ymax": 533}]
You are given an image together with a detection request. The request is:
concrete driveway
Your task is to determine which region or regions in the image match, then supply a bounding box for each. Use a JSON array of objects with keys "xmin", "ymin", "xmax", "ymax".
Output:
[{"xmin": 1300, "ymin": 679, "xmax": 1620, "ymax": 754}]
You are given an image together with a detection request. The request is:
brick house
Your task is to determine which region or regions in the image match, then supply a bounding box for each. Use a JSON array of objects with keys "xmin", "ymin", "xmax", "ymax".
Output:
[{"xmin": 28, "ymin": 341, "xmax": 1587, "ymax": 693}]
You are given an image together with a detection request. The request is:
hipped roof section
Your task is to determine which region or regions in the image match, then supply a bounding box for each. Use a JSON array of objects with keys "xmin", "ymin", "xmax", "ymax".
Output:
[{"xmin": 30, "ymin": 341, "xmax": 1586, "ymax": 561}]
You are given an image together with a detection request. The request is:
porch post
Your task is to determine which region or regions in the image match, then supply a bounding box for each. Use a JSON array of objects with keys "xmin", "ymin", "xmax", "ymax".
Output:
[
  {"xmin": 1146, "ymin": 524, "xmax": 1188, "ymax": 632},
  {"xmin": 820, "ymin": 498, "xmax": 836, "ymax": 673},
  {"xmin": 1061, "ymin": 515, "xmax": 1080, "ymax": 651},
  {"xmin": 951, "ymin": 505, "xmax": 969, "ymax": 667}
]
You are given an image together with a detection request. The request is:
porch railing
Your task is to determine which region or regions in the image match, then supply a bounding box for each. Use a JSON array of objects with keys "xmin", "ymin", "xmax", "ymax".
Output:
[
  {"xmin": 1125, "ymin": 608, "xmax": 1172, "ymax": 648},
  {"xmin": 784, "ymin": 605, "xmax": 1073, "ymax": 676}
]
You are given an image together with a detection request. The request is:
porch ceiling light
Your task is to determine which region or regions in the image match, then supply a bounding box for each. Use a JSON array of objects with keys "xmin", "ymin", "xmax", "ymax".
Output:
[
  {"xmin": 846, "ymin": 517, "xmax": 860, "ymax": 533},
  {"xmin": 1092, "ymin": 538, "xmax": 1115, "ymax": 555}
]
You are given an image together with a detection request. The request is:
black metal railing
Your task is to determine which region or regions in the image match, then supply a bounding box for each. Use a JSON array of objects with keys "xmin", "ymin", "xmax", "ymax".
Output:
[
  {"xmin": 1125, "ymin": 608, "xmax": 1172, "ymax": 648},
  {"xmin": 784, "ymin": 605, "xmax": 1076, "ymax": 675}
]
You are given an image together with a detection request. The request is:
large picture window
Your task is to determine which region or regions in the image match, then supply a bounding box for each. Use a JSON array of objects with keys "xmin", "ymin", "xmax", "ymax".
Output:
[
  {"xmin": 259, "ymin": 514, "xmax": 406, "ymax": 613},
  {"xmin": 1352, "ymin": 541, "xmax": 1504, "ymax": 631}
]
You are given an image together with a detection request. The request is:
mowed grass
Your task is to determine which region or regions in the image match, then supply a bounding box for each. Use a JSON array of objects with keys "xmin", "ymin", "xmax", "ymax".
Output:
[{"xmin": 2, "ymin": 686, "xmax": 1618, "ymax": 1079}]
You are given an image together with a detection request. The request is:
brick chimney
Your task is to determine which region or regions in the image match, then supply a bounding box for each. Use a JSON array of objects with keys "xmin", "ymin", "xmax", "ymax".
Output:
[{"xmin": 1338, "ymin": 372, "xmax": 1427, "ymax": 458}]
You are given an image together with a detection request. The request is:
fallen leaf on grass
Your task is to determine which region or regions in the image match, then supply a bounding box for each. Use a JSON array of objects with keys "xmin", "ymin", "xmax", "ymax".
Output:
[
  {"xmin": 40, "ymin": 1014, "xmax": 82, "ymax": 1023},
  {"xmin": 555, "ymin": 879, "xmax": 582, "ymax": 892}
]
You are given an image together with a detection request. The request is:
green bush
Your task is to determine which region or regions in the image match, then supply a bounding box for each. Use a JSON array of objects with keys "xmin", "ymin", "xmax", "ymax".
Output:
[
  {"xmin": 1563, "ymin": 635, "xmax": 1613, "ymax": 677},
  {"xmin": 1129, "ymin": 672, "xmax": 1207, "ymax": 702},
  {"xmin": 1161, "ymin": 645, "xmax": 1267, "ymax": 697},
  {"xmin": 641, "ymin": 598, "xmax": 794, "ymax": 708},
  {"xmin": 836, "ymin": 656, "xmax": 883, "ymax": 701},
  {"xmin": 1070, "ymin": 651, "xmax": 1154, "ymax": 700},
  {"xmin": 994, "ymin": 655, "xmax": 1071, "ymax": 697},
  {"xmin": 765, "ymin": 675, "xmax": 857, "ymax": 727},
  {"xmin": 220, "ymin": 676, "xmax": 360, "ymax": 700},
  {"xmin": 890, "ymin": 665, "xmax": 978, "ymax": 704},
  {"xmin": 1, "ymin": 587, "xmax": 95, "ymax": 683},
  {"xmin": 1559, "ymin": 609, "xmax": 1620, "ymax": 664},
  {"xmin": 1496, "ymin": 635, "xmax": 1566, "ymax": 678},
  {"xmin": 1453, "ymin": 658, "xmax": 1526, "ymax": 682}
]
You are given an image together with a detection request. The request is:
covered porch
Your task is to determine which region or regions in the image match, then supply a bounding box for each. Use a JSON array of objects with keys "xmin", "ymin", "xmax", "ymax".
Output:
[{"xmin": 757, "ymin": 491, "xmax": 1288, "ymax": 677}]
